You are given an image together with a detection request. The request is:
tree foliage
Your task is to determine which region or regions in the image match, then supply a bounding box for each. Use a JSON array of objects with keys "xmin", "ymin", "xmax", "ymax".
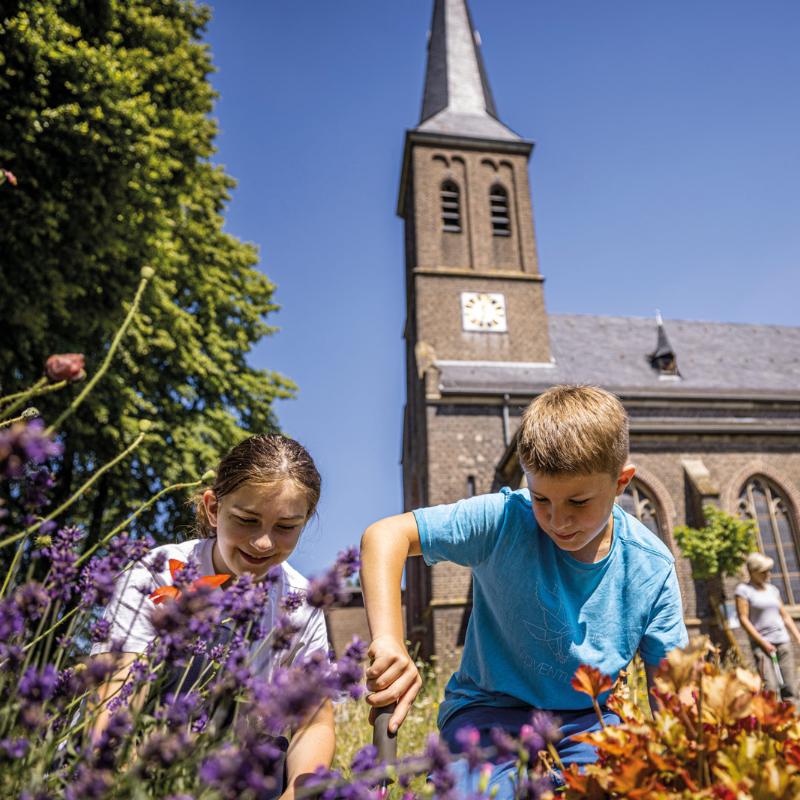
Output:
[
  {"xmin": 0, "ymin": 0, "xmax": 294, "ymax": 540},
  {"xmin": 674, "ymin": 505, "xmax": 756, "ymax": 581}
]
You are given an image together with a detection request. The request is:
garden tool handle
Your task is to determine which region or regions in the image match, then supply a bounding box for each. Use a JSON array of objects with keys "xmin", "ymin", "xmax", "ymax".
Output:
[{"xmin": 372, "ymin": 702, "xmax": 398, "ymax": 765}]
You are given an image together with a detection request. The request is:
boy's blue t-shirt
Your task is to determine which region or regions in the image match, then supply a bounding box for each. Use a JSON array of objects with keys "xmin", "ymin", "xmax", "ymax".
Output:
[{"xmin": 414, "ymin": 488, "xmax": 688, "ymax": 728}]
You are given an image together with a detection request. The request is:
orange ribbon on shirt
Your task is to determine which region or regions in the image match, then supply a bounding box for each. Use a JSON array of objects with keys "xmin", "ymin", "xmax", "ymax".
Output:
[{"xmin": 149, "ymin": 558, "xmax": 230, "ymax": 605}]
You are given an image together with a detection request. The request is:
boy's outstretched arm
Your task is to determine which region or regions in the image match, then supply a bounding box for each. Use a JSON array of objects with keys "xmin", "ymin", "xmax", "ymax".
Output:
[{"xmin": 360, "ymin": 512, "xmax": 423, "ymax": 734}]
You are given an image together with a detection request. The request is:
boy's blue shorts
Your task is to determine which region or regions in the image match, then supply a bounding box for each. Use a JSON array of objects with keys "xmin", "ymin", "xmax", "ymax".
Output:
[{"xmin": 440, "ymin": 704, "xmax": 620, "ymax": 796}]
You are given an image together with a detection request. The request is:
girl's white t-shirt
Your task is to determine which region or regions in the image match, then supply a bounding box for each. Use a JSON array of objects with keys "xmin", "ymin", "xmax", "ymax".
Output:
[
  {"xmin": 734, "ymin": 581, "xmax": 790, "ymax": 645},
  {"xmin": 90, "ymin": 538, "xmax": 330, "ymax": 677}
]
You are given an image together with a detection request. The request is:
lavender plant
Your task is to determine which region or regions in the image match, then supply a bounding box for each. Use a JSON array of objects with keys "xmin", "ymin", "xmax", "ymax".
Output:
[{"xmin": 0, "ymin": 276, "xmax": 558, "ymax": 799}]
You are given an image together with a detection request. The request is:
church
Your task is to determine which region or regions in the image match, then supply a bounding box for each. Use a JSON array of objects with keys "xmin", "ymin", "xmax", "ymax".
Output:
[{"xmin": 399, "ymin": 0, "xmax": 800, "ymax": 663}]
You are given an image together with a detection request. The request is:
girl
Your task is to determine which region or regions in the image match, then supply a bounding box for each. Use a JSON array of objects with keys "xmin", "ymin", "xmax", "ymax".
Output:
[
  {"xmin": 90, "ymin": 434, "xmax": 334, "ymax": 799},
  {"xmin": 735, "ymin": 552, "xmax": 800, "ymax": 703}
]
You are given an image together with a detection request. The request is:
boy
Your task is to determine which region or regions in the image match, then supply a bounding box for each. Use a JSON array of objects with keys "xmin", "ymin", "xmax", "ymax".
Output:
[{"xmin": 360, "ymin": 385, "xmax": 688, "ymax": 795}]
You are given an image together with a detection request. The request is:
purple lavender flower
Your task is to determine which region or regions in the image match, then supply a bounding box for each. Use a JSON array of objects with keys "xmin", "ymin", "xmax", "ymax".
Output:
[
  {"xmin": 335, "ymin": 546, "xmax": 360, "ymax": 579},
  {"xmin": 490, "ymin": 727, "xmax": 518, "ymax": 761},
  {"xmin": 89, "ymin": 618, "xmax": 111, "ymax": 643},
  {"xmin": 155, "ymin": 692, "xmax": 200, "ymax": 729},
  {"xmin": 350, "ymin": 744, "xmax": 379, "ymax": 774},
  {"xmin": 425, "ymin": 734, "xmax": 457, "ymax": 800},
  {"xmin": 79, "ymin": 557, "xmax": 116, "ymax": 606},
  {"xmin": 280, "ymin": 590, "xmax": 305, "ymax": 613},
  {"xmin": 149, "ymin": 550, "xmax": 168, "ymax": 573},
  {"xmin": 0, "ymin": 737, "xmax": 29, "ymax": 760},
  {"xmin": 64, "ymin": 765, "xmax": 112, "ymax": 800},
  {"xmin": 529, "ymin": 710, "xmax": 561, "ymax": 744},
  {"xmin": 455, "ymin": 725, "xmax": 482, "ymax": 770},
  {"xmin": 150, "ymin": 585, "xmax": 222, "ymax": 663},
  {"xmin": 19, "ymin": 664, "xmax": 58, "ymax": 703},
  {"xmin": 136, "ymin": 730, "xmax": 192, "ymax": 773},
  {"xmin": 344, "ymin": 636, "xmax": 368, "ymax": 662},
  {"xmin": 0, "ymin": 596, "xmax": 24, "ymax": 643},
  {"xmin": 219, "ymin": 572, "xmax": 269, "ymax": 625},
  {"xmin": 14, "ymin": 581, "xmax": 49, "ymax": 621},
  {"xmin": 172, "ymin": 555, "xmax": 201, "ymax": 591},
  {"xmin": 518, "ymin": 724, "xmax": 544, "ymax": 763},
  {"xmin": 39, "ymin": 526, "xmax": 83, "ymax": 601},
  {"xmin": 92, "ymin": 710, "xmax": 131, "ymax": 769},
  {"xmin": 23, "ymin": 466, "xmax": 55, "ymax": 513},
  {"xmin": 192, "ymin": 709, "xmax": 209, "ymax": 734},
  {"xmin": 270, "ymin": 614, "xmax": 300, "ymax": 652},
  {"xmin": 0, "ymin": 419, "xmax": 62, "ymax": 480},
  {"xmin": 199, "ymin": 734, "xmax": 287, "ymax": 800},
  {"xmin": 306, "ymin": 569, "xmax": 348, "ymax": 609}
]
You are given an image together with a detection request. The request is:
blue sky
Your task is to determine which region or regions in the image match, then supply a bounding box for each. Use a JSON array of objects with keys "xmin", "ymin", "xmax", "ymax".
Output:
[{"xmin": 203, "ymin": 1, "xmax": 800, "ymax": 578}]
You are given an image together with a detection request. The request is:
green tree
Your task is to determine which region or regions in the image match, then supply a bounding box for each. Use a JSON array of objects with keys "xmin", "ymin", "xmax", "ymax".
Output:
[
  {"xmin": 675, "ymin": 505, "xmax": 756, "ymax": 656},
  {"xmin": 0, "ymin": 0, "xmax": 294, "ymax": 542}
]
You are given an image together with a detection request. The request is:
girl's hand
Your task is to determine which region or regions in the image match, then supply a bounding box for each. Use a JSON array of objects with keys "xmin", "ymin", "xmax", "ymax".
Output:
[
  {"xmin": 365, "ymin": 634, "xmax": 422, "ymax": 733},
  {"xmin": 763, "ymin": 640, "xmax": 777, "ymax": 655}
]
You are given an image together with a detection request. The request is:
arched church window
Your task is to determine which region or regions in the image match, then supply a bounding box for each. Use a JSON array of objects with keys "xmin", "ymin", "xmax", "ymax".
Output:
[
  {"xmin": 738, "ymin": 476, "xmax": 800, "ymax": 604},
  {"xmin": 618, "ymin": 480, "xmax": 665, "ymax": 542},
  {"xmin": 489, "ymin": 184, "xmax": 510, "ymax": 236},
  {"xmin": 440, "ymin": 180, "xmax": 461, "ymax": 232}
]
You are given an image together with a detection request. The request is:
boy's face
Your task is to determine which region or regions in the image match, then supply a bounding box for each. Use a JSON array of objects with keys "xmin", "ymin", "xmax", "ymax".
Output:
[{"xmin": 524, "ymin": 466, "xmax": 635, "ymax": 561}]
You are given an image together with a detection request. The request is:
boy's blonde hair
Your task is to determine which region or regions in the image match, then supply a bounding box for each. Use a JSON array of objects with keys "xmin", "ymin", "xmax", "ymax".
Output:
[{"xmin": 517, "ymin": 385, "xmax": 629, "ymax": 477}]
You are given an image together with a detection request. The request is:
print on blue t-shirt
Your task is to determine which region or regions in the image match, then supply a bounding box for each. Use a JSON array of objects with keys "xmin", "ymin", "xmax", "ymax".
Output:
[{"xmin": 414, "ymin": 487, "xmax": 688, "ymax": 729}]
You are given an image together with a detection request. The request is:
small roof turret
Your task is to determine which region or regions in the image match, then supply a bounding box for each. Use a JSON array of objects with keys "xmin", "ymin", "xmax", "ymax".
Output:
[
  {"xmin": 649, "ymin": 311, "xmax": 681, "ymax": 377},
  {"xmin": 417, "ymin": 0, "xmax": 521, "ymax": 142}
]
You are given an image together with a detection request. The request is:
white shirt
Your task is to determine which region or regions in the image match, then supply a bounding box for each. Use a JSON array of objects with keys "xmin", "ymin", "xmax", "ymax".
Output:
[
  {"xmin": 734, "ymin": 581, "xmax": 790, "ymax": 645},
  {"xmin": 90, "ymin": 538, "xmax": 330, "ymax": 678}
]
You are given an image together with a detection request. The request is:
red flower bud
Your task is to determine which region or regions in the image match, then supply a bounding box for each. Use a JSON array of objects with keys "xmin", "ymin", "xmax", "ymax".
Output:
[
  {"xmin": 2, "ymin": 169, "xmax": 17, "ymax": 186},
  {"xmin": 45, "ymin": 353, "xmax": 86, "ymax": 383}
]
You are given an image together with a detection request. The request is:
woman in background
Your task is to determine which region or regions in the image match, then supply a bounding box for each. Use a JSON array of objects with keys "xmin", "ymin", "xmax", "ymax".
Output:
[{"xmin": 735, "ymin": 552, "xmax": 800, "ymax": 703}]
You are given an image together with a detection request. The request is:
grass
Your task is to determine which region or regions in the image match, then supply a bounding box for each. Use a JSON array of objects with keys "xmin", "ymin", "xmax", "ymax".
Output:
[
  {"xmin": 330, "ymin": 653, "xmax": 653, "ymax": 796},
  {"xmin": 333, "ymin": 657, "xmax": 444, "ymax": 796}
]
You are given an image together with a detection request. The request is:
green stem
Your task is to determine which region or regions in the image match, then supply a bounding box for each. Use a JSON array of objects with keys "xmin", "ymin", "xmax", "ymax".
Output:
[
  {"xmin": 0, "ymin": 433, "xmax": 145, "ymax": 552},
  {"xmin": 22, "ymin": 604, "xmax": 80, "ymax": 653},
  {"xmin": 0, "ymin": 377, "xmax": 48, "ymax": 418},
  {"xmin": 74, "ymin": 478, "xmax": 202, "ymax": 569},
  {"xmin": 0, "ymin": 377, "xmax": 47, "ymax": 417},
  {"xmin": 0, "ymin": 538, "xmax": 26, "ymax": 598},
  {"xmin": 45, "ymin": 269, "xmax": 153, "ymax": 436}
]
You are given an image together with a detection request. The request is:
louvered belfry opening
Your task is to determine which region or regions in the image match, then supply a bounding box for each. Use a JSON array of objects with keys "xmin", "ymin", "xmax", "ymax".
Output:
[
  {"xmin": 490, "ymin": 184, "xmax": 510, "ymax": 235},
  {"xmin": 441, "ymin": 179, "xmax": 462, "ymax": 232}
]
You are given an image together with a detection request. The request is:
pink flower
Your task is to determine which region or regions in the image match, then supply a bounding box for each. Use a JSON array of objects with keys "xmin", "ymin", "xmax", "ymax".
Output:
[
  {"xmin": 44, "ymin": 354, "xmax": 86, "ymax": 383},
  {"xmin": 2, "ymin": 169, "xmax": 17, "ymax": 186}
]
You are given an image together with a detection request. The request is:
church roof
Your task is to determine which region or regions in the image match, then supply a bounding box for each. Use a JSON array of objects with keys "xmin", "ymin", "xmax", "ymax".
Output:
[
  {"xmin": 416, "ymin": 0, "xmax": 521, "ymax": 142},
  {"xmin": 436, "ymin": 314, "xmax": 800, "ymax": 398}
]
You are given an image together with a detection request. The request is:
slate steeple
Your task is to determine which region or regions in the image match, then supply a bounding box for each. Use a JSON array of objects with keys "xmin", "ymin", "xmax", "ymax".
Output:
[{"xmin": 417, "ymin": 0, "xmax": 520, "ymax": 141}]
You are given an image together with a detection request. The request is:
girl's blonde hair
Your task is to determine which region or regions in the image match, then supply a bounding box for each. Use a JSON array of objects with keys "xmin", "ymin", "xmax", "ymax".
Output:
[{"xmin": 193, "ymin": 434, "xmax": 321, "ymax": 538}]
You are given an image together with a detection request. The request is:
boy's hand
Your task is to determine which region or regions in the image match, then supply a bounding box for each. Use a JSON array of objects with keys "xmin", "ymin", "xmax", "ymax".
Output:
[{"xmin": 365, "ymin": 635, "xmax": 422, "ymax": 733}]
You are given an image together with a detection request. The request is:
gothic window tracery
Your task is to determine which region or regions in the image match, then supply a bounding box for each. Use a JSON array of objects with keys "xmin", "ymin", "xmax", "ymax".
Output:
[
  {"xmin": 489, "ymin": 184, "xmax": 510, "ymax": 236},
  {"xmin": 440, "ymin": 180, "xmax": 461, "ymax": 232},
  {"xmin": 619, "ymin": 480, "xmax": 665, "ymax": 542},
  {"xmin": 738, "ymin": 476, "xmax": 800, "ymax": 604}
]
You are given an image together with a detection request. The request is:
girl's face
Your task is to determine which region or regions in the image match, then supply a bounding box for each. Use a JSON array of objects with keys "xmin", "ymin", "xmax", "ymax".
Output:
[{"xmin": 203, "ymin": 479, "xmax": 310, "ymax": 580}]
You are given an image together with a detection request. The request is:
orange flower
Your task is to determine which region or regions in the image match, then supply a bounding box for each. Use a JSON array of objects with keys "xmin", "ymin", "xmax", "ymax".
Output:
[
  {"xmin": 571, "ymin": 664, "xmax": 613, "ymax": 701},
  {"xmin": 149, "ymin": 558, "xmax": 230, "ymax": 605}
]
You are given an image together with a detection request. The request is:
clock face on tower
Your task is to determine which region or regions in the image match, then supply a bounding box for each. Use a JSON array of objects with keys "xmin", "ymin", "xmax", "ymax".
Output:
[{"xmin": 461, "ymin": 292, "xmax": 508, "ymax": 332}]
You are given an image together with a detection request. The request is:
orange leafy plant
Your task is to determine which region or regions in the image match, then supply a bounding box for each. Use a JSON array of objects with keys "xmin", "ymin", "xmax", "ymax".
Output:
[
  {"xmin": 149, "ymin": 558, "xmax": 230, "ymax": 605},
  {"xmin": 572, "ymin": 663, "xmax": 614, "ymax": 729},
  {"xmin": 563, "ymin": 637, "xmax": 800, "ymax": 799}
]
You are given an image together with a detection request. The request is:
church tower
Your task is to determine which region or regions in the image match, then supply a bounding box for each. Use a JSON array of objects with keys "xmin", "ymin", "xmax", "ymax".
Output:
[{"xmin": 400, "ymin": 0, "xmax": 551, "ymax": 659}]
